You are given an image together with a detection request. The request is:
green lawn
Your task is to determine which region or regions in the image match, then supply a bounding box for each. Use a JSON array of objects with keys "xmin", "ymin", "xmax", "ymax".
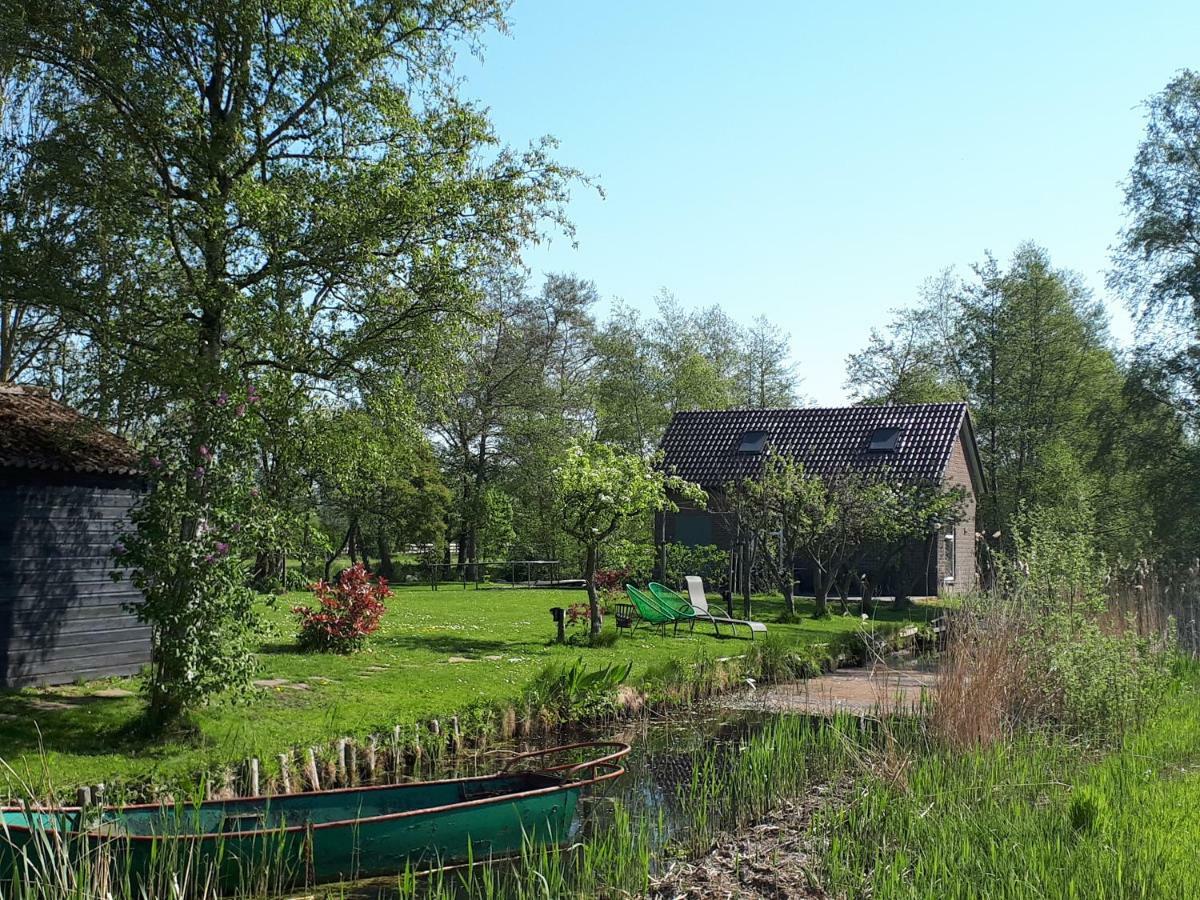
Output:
[{"xmin": 0, "ymin": 586, "xmax": 939, "ymax": 795}]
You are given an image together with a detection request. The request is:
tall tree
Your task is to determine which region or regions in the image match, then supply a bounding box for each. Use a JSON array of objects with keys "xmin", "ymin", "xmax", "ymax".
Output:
[
  {"xmin": 432, "ymin": 271, "xmax": 595, "ymax": 569},
  {"xmin": 737, "ymin": 314, "xmax": 800, "ymax": 408},
  {"xmin": 1110, "ymin": 70, "xmax": 1200, "ymax": 561},
  {"xmin": 0, "ymin": 66, "xmax": 73, "ymax": 385},
  {"xmin": 5, "ymin": 0, "xmax": 575, "ymax": 719},
  {"xmin": 851, "ymin": 245, "xmax": 1137, "ymax": 555},
  {"xmin": 844, "ymin": 279, "xmax": 964, "ymax": 405}
]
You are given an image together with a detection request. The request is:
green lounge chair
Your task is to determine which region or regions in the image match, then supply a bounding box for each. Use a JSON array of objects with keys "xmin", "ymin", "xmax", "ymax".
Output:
[
  {"xmin": 623, "ymin": 584, "xmax": 680, "ymax": 636},
  {"xmin": 647, "ymin": 582, "xmax": 704, "ymax": 634}
]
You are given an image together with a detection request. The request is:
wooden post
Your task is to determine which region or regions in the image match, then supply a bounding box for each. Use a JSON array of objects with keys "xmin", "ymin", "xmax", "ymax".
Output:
[
  {"xmin": 366, "ymin": 737, "xmax": 378, "ymax": 783},
  {"xmin": 305, "ymin": 748, "xmax": 321, "ymax": 791},
  {"xmin": 75, "ymin": 786, "xmax": 92, "ymax": 808},
  {"xmin": 450, "ymin": 716, "xmax": 461, "ymax": 753},
  {"xmin": 392, "ymin": 725, "xmax": 403, "ymax": 774},
  {"xmin": 348, "ymin": 741, "xmax": 359, "ymax": 786},
  {"xmin": 278, "ymin": 753, "xmax": 292, "ymax": 795},
  {"xmin": 92, "ymin": 783, "xmax": 106, "ymax": 806},
  {"xmin": 429, "ymin": 719, "xmax": 440, "ymax": 737},
  {"xmin": 336, "ymin": 738, "xmax": 349, "ymax": 786},
  {"xmin": 247, "ymin": 758, "xmax": 260, "ymax": 797}
]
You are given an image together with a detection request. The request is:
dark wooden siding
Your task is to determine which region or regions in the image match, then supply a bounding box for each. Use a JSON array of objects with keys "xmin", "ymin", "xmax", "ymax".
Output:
[{"xmin": 0, "ymin": 470, "xmax": 150, "ymax": 687}]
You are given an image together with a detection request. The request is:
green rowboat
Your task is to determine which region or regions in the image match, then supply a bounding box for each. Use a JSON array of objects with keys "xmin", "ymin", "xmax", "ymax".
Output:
[{"xmin": 0, "ymin": 740, "xmax": 628, "ymax": 888}]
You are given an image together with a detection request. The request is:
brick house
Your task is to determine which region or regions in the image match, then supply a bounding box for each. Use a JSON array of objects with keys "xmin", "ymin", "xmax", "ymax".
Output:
[{"xmin": 656, "ymin": 402, "xmax": 984, "ymax": 597}]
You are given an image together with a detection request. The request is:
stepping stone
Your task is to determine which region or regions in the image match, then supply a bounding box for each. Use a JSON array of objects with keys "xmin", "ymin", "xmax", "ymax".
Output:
[
  {"xmin": 446, "ymin": 656, "xmax": 476, "ymax": 664},
  {"xmin": 286, "ymin": 683, "xmax": 310, "ymax": 691},
  {"xmin": 92, "ymin": 688, "xmax": 136, "ymax": 698},
  {"xmin": 253, "ymin": 678, "xmax": 290, "ymax": 689},
  {"xmin": 27, "ymin": 699, "xmax": 74, "ymax": 711},
  {"xmin": 483, "ymin": 655, "xmax": 503, "ymax": 661}
]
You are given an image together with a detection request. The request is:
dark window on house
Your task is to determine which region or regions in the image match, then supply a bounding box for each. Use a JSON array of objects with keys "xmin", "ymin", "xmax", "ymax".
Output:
[
  {"xmin": 675, "ymin": 512, "xmax": 713, "ymax": 547},
  {"xmin": 867, "ymin": 426, "xmax": 903, "ymax": 452},
  {"xmin": 737, "ymin": 430, "xmax": 768, "ymax": 453}
]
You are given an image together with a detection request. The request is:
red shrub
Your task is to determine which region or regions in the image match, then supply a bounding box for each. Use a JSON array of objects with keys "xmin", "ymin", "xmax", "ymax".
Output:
[
  {"xmin": 293, "ymin": 563, "xmax": 390, "ymax": 653},
  {"xmin": 592, "ymin": 569, "xmax": 629, "ymax": 593},
  {"xmin": 565, "ymin": 602, "xmax": 593, "ymax": 627}
]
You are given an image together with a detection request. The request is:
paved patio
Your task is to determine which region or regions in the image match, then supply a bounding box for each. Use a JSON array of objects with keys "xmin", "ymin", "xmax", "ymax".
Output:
[{"xmin": 725, "ymin": 659, "xmax": 937, "ymax": 716}]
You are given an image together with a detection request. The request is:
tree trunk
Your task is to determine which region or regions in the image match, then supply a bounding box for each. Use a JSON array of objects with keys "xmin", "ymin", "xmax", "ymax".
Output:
[
  {"xmin": 251, "ymin": 549, "xmax": 285, "ymax": 591},
  {"xmin": 836, "ymin": 571, "xmax": 851, "ymax": 615},
  {"xmin": 861, "ymin": 574, "xmax": 876, "ymax": 615},
  {"xmin": 781, "ymin": 573, "xmax": 796, "ymax": 616},
  {"xmin": 585, "ymin": 543, "xmax": 602, "ymax": 637},
  {"xmin": 377, "ymin": 533, "xmax": 395, "ymax": 580},
  {"xmin": 740, "ymin": 542, "xmax": 753, "ymax": 620},
  {"xmin": 813, "ymin": 571, "xmax": 831, "ymax": 618},
  {"xmin": 354, "ymin": 520, "xmax": 370, "ymax": 572},
  {"xmin": 325, "ymin": 517, "xmax": 356, "ymax": 581}
]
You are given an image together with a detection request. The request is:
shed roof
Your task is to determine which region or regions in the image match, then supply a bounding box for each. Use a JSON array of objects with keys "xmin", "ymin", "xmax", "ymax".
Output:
[
  {"xmin": 0, "ymin": 384, "xmax": 140, "ymax": 477},
  {"xmin": 660, "ymin": 402, "xmax": 981, "ymax": 491}
]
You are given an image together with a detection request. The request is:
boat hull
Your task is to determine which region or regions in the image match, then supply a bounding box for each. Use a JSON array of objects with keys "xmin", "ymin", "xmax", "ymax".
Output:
[{"xmin": 0, "ymin": 741, "xmax": 630, "ymax": 890}]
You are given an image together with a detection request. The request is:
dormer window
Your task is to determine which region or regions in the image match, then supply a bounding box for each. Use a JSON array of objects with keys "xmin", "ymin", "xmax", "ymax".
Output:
[
  {"xmin": 867, "ymin": 426, "xmax": 903, "ymax": 453},
  {"xmin": 737, "ymin": 430, "xmax": 768, "ymax": 454}
]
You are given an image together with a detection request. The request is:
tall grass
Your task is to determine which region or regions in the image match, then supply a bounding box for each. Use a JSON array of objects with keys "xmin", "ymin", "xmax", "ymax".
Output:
[{"xmin": 821, "ymin": 663, "xmax": 1200, "ymax": 899}]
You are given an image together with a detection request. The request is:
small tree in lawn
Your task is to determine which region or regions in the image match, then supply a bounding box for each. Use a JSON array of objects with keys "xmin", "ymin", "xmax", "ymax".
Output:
[
  {"xmin": 556, "ymin": 441, "xmax": 704, "ymax": 637},
  {"xmin": 727, "ymin": 453, "xmax": 895, "ymax": 619},
  {"xmin": 866, "ymin": 481, "xmax": 965, "ymax": 608}
]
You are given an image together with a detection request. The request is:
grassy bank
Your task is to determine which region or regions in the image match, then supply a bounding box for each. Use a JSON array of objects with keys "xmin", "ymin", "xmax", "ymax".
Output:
[
  {"xmin": 820, "ymin": 662, "xmax": 1200, "ymax": 899},
  {"xmin": 0, "ymin": 585, "xmax": 938, "ymax": 795}
]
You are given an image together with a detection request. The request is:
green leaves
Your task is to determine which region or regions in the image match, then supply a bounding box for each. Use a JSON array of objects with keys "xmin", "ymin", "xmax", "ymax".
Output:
[{"xmin": 555, "ymin": 440, "xmax": 704, "ymax": 547}]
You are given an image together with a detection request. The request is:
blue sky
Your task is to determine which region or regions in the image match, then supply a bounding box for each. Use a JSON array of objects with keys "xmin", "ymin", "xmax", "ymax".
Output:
[{"xmin": 455, "ymin": 1, "xmax": 1199, "ymax": 404}]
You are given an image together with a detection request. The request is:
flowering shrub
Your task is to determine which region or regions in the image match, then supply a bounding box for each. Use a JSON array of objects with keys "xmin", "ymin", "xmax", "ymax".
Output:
[
  {"xmin": 565, "ymin": 602, "xmax": 594, "ymax": 629},
  {"xmin": 592, "ymin": 569, "xmax": 629, "ymax": 594},
  {"xmin": 293, "ymin": 564, "xmax": 390, "ymax": 653}
]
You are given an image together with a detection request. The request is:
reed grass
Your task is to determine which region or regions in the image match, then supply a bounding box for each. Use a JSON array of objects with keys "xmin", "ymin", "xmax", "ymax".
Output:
[{"xmin": 820, "ymin": 662, "xmax": 1200, "ymax": 899}]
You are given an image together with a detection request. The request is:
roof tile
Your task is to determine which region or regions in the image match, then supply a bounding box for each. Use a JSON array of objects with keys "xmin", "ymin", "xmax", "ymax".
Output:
[
  {"xmin": 660, "ymin": 402, "xmax": 970, "ymax": 488},
  {"xmin": 0, "ymin": 385, "xmax": 140, "ymax": 477}
]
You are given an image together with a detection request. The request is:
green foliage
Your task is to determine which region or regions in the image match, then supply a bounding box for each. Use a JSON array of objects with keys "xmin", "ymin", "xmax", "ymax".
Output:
[
  {"xmin": 1001, "ymin": 508, "xmax": 1174, "ymax": 742},
  {"xmin": 1111, "ymin": 70, "xmax": 1200, "ymax": 562},
  {"xmin": 1068, "ymin": 786, "xmax": 1109, "ymax": 836},
  {"xmin": 821, "ymin": 672, "xmax": 1200, "ymax": 900},
  {"xmin": 116, "ymin": 384, "xmax": 270, "ymax": 718},
  {"xmin": 556, "ymin": 439, "xmax": 704, "ymax": 633},
  {"xmin": 523, "ymin": 657, "xmax": 632, "ymax": 722},
  {"xmin": 848, "ymin": 244, "xmax": 1161, "ymax": 560},
  {"xmin": 662, "ymin": 542, "xmax": 728, "ymax": 589},
  {"xmin": 7, "ymin": 0, "xmax": 575, "ymax": 720},
  {"xmin": 743, "ymin": 632, "xmax": 822, "ymax": 682},
  {"xmin": 725, "ymin": 453, "xmax": 959, "ymax": 616}
]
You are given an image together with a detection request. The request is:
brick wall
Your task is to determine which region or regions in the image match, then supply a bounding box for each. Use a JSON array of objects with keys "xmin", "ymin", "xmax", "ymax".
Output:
[{"xmin": 936, "ymin": 434, "xmax": 978, "ymax": 594}]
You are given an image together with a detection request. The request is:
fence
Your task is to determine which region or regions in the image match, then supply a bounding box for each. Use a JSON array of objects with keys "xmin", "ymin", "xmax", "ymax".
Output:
[
  {"xmin": 384, "ymin": 559, "xmax": 575, "ymax": 590},
  {"xmin": 1107, "ymin": 561, "xmax": 1200, "ymax": 656}
]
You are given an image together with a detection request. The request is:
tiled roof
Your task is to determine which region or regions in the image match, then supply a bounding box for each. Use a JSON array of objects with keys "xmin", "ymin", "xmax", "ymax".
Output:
[
  {"xmin": 0, "ymin": 384, "xmax": 140, "ymax": 477},
  {"xmin": 660, "ymin": 402, "xmax": 972, "ymax": 489}
]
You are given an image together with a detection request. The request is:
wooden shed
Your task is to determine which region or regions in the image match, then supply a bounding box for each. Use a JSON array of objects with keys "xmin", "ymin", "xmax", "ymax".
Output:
[{"xmin": 0, "ymin": 385, "xmax": 150, "ymax": 687}]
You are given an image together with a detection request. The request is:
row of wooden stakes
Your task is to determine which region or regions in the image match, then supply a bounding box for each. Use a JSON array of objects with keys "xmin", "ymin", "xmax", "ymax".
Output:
[{"xmin": 70, "ymin": 715, "xmax": 506, "ymax": 808}]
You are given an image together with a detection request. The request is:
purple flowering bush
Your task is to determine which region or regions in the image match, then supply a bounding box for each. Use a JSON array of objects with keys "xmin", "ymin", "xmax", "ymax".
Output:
[{"xmin": 113, "ymin": 381, "xmax": 276, "ymax": 719}]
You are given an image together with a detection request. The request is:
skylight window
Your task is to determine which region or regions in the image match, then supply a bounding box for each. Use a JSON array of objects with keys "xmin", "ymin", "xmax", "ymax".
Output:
[
  {"xmin": 868, "ymin": 427, "xmax": 903, "ymax": 453},
  {"xmin": 737, "ymin": 430, "xmax": 768, "ymax": 454}
]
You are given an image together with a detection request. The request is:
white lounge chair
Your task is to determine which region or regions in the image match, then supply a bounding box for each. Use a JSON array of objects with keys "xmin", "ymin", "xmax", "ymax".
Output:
[{"xmin": 684, "ymin": 576, "xmax": 768, "ymax": 639}]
